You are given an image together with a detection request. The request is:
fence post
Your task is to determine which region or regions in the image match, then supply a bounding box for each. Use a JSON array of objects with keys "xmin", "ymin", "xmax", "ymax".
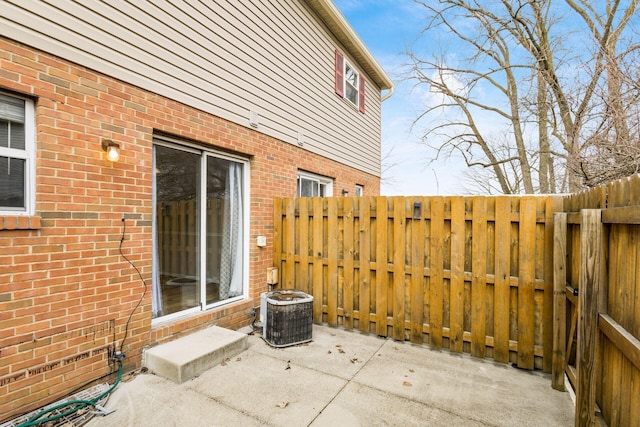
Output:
[
  {"xmin": 552, "ymin": 212, "xmax": 567, "ymax": 391},
  {"xmin": 576, "ymin": 209, "xmax": 603, "ymax": 427}
]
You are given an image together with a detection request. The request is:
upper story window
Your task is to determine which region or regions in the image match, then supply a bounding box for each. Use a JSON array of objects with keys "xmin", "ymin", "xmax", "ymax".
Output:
[
  {"xmin": 355, "ymin": 184, "xmax": 364, "ymax": 197},
  {"xmin": 334, "ymin": 50, "xmax": 366, "ymax": 113},
  {"xmin": 297, "ymin": 171, "xmax": 333, "ymax": 197},
  {"xmin": 0, "ymin": 92, "xmax": 35, "ymax": 215},
  {"xmin": 344, "ymin": 63, "xmax": 359, "ymax": 106}
]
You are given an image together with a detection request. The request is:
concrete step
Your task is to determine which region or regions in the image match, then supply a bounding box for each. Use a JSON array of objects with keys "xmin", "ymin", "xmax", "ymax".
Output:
[{"xmin": 143, "ymin": 326, "xmax": 248, "ymax": 383}]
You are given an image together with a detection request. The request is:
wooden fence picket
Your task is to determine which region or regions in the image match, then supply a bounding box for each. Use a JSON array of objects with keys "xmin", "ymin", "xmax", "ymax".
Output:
[
  {"xmin": 376, "ymin": 197, "xmax": 388, "ymax": 336},
  {"xmin": 518, "ymin": 197, "xmax": 537, "ymax": 369},
  {"xmin": 359, "ymin": 198, "xmax": 371, "ymax": 333},
  {"xmin": 343, "ymin": 197, "xmax": 355, "ymax": 330},
  {"xmin": 393, "ymin": 197, "xmax": 406, "ymax": 341},
  {"xmin": 312, "ymin": 197, "xmax": 323, "ymax": 322},
  {"xmin": 449, "ymin": 197, "xmax": 465, "ymax": 353},
  {"xmin": 429, "ymin": 197, "xmax": 444, "ymax": 348},
  {"xmin": 327, "ymin": 198, "xmax": 338, "ymax": 327},
  {"xmin": 410, "ymin": 197, "xmax": 425, "ymax": 344},
  {"xmin": 471, "ymin": 196, "xmax": 487, "ymax": 358}
]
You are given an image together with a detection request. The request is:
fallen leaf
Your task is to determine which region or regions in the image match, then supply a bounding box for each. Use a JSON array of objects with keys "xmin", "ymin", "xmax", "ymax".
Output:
[
  {"xmin": 276, "ymin": 401, "xmax": 289, "ymax": 408},
  {"xmin": 350, "ymin": 357, "xmax": 360, "ymax": 363},
  {"xmin": 327, "ymin": 350, "xmax": 332, "ymax": 354},
  {"xmin": 403, "ymin": 381, "xmax": 413, "ymax": 387},
  {"xmin": 338, "ymin": 348, "xmax": 345, "ymax": 354},
  {"xmin": 409, "ymin": 369, "xmax": 415, "ymax": 373}
]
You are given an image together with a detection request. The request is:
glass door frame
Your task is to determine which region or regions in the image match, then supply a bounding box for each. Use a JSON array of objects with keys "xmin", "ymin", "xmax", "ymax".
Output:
[
  {"xmin": 152, "ymin": 136, "xmax": 250, "ymax": 326},
  {"xmin": 200, "ymin": 151, "xmax": 250, "ymax": 311}
]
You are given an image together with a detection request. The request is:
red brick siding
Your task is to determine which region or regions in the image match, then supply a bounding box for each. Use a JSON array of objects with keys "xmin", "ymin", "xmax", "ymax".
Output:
[{"xmin": 0, "ymin": 37, "xmax": 380, "ymax": 421}]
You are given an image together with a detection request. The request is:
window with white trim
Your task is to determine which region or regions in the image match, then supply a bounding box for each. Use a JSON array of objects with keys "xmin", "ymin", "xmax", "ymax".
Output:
[
  {"xmin": 355, "ymin": 185, "xmax": 364, "ymax": 197},
  {"xmin": 334, "ymin": 50, "xmax": 366, "ymax": 113},
  {"xmin": 0, "ymin": 93, "xmax": 35, "ymax": 215},
  {"xmin": 297, "ymin": 171, "xmax": 333, "ymax": 197}
]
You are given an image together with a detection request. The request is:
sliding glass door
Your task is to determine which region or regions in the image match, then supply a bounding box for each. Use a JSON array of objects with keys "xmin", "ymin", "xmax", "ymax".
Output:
[{"xmin": 152, "ymin": 140, "xmax": 247, "ymax": 320}]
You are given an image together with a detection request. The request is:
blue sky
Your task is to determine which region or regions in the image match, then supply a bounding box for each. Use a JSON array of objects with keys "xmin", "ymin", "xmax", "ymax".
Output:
[{"xmin": 334, "ymin": 0, "xmax": 465, "ymax": 195}]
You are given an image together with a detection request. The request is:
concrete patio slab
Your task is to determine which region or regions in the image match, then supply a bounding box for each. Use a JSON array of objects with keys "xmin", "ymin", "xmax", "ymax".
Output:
[
  {"xmin": 312, "ymin": 381, "xmax": 486, "ymax": 426},
  {"xmin": 87, "ymin": 325, "xmax": 574, "ymax": 427},
  {"xmin": 247, "ymin": 325, "xmax": 387, "ymax": 380},
  {"xmin": 354, "ymin": 340, "xmax": 573, "ymax": 426},
  {"xmin": 85, "ymin": 373, "xmax": 266, "ymax": 426},
  {"xmin": 189, "ymin": 350, "xmax": 346, "ymax": 426}
]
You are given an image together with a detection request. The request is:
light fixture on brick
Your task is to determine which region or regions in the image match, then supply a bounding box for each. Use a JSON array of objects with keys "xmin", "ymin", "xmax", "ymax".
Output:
[{"xmin": 102, "ymin": 139, "xmax": 120, "ymax": 162}]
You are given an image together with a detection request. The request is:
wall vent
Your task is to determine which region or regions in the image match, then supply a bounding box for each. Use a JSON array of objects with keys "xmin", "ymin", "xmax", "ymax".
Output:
[{"xmin": 249, "ymin": 110, "xmax": 259, "ymax": 128}]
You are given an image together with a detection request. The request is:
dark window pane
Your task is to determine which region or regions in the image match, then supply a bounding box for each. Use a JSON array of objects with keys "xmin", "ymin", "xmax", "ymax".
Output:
[
  {"xmin": 0, "ymin": 156, "xmax": 25, "ymax": 208},
  {"xmin": 0, "ymin": 120, "xmax": 8, "ymax": 148},
  {"xmin": 10, "ymin": 122, "xmax": 25, "ymax": 150},
  {"xmin": 154, "ymin": 145, "xmax": 201, "ymax": 316},
  {"xmin": 345, "ymin": 84, "xmax": 358, "ymax": 105}
]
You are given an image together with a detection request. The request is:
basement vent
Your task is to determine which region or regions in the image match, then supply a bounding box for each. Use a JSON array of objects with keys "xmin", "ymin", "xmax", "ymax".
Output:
[
  {"xmin": 263, "ymin": 290, "xmax": 313, "ymax": 347},
  {"xmin": 249, "ymin": 110, "xmax": 259, "ymax": 128}
]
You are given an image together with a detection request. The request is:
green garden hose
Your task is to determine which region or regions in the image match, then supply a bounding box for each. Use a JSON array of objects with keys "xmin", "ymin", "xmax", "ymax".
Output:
[{"xmin": 16, "ymin": 361, "xmax": 122, "ymax": 427}]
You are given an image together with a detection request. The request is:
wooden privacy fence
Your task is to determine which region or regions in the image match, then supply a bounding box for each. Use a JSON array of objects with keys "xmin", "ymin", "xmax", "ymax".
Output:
[
  {"xmin": 553, "ymin": 176, "xmax": 640, "ymax": 427},
  {"xmin": 274, "ymin": 195, "xmax": 562, "ymax": 370}
]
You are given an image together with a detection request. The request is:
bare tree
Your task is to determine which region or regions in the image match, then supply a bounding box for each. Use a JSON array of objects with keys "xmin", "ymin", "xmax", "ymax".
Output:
[
  {"xmin": 564, "ymin": 0, "xmax": 640, "ymax": 187},
  {"xmin": 409, "ymin": 0, "xmax": 639, "ymax": 193},
  {"xmin": 381, "ymin": 140, "xmax": 402, "ymax": 188}
]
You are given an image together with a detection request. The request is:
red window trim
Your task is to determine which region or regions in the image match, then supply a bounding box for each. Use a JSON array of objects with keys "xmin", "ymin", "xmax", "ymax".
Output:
[{"xmin": 358, "ymin": 75, "xmax": 366, "ymax": 114}]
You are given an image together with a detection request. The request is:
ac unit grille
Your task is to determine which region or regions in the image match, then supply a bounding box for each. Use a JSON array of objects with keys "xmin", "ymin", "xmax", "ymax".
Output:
[{"xmin": 263, "ymin": 291, "xmax": 313, "ymax": 347}]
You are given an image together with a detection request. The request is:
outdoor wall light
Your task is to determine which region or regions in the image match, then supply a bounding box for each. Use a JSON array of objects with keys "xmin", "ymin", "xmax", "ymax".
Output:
[{"xmin": 102, "ymin": 139, "xmax": 120, "ymax": 162}]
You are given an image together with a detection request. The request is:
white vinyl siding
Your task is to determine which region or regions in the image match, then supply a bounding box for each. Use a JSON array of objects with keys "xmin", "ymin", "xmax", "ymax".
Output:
[{"xmin": 0, "ymin": 0, "xmax": 383, "ymax": 177}]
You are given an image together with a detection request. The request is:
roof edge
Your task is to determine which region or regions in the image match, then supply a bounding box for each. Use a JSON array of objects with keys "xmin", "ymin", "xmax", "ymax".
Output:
[{"xmin": 305, "ymin": 0, "xmax": 394, "ymax": 92}]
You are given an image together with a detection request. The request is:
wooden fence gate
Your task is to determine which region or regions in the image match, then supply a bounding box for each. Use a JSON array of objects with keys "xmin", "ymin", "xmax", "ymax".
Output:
[{"xmin": 552, "ymin": 178, "xmax": 640, "ymax": 426}]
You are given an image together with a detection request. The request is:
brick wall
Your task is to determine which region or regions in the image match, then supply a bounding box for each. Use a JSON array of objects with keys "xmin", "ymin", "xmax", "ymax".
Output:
[{"xmin": 0, "ymin": 37, "xmax": 380, "ymax": 421}]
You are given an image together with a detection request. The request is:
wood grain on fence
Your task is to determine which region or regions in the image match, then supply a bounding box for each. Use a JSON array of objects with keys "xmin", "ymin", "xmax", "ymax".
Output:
[{"xmin": 274, "ymin": 195, "xmax": 560, "ymax": 369}]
